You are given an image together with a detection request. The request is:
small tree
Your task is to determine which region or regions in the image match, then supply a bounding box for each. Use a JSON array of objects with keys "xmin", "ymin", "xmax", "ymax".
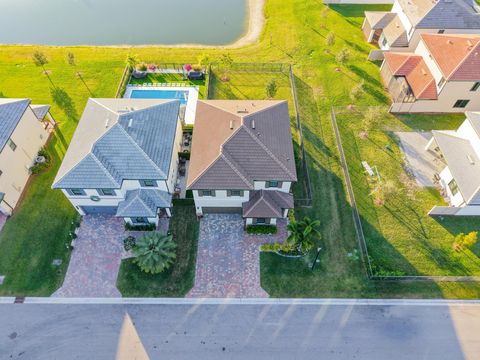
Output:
[
  {"xmin": 67, "ymin": 51, "xmax": 93, "ymax": 96},
  {"xmin": 219, "ymin": 53, "xmax": 233, "ymax": 81},
  {"xmin": 371, "ymin": 179, "xmax": 397, "ymax": 207},
  {"xmin": 126, "ymin": 54, "xmax": 139, "ymax": 70},
  {"xmin": 67, "ymin": 52, "xmax": 76, "ymax": 67},
  {"xmin": 132, "ymin": 232, "xmax": 176, "ymax": 274},
  {"xmin": 336, "ymin": 48, "xmax": 350, "ymax": 65},
  {"xmin": 326, "ymin": 32, "xmax": 335, "ymax": 47},
  {"xmin": 453, "ymin": 231, "xmax": 478, "ymax": 251},
  {"xmin": 32, "ymin": 50, "xmax": 54, "ymax": 87},
  {"xmin": 360, "ymin": 106, "xmax": 383, "ymax": 138},
  {"xmin": 197, "ymin": 53, "xmax": 211, "ymax": 70},
  {"xmin": 350, "ymin": 80, "xmax": 365, "ymax": 101},
  {"xmin": 266, "ymin": 79, "xmax": 278, "ymax": 98}
]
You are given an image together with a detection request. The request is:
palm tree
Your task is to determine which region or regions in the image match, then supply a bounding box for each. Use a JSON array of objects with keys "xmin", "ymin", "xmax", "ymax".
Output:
[
  {"xmin": 132, "ymin": 232, "xmax": 176, "ymax": 274},
  {"xmin": 66, "ymin": 52, "xmax": 93, "ymax": 96},
  {"xmin": 287, "ymin": 217, "xmax": 321, "ymax": 253},
  {"xmin": 126, "ymin": 54, "xmax": 139, "ymax": 70}
]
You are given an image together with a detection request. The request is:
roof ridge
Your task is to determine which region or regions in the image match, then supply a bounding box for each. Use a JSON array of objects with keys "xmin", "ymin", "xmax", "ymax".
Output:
[
  {"xmin": 89, "ymin": 98, "xmax": 120, "ymax": 118},
  {"xmin": 449, "ymin": 41, "xmax": 480, "ymax": 80},
  {"xmin": 241, "ymin": 125, "xmax": 297, "ymax": 180},
  {"xmin": 262, "ymin": 191, "xmax": 283, "ymax": 217},
  {"xmin": 220, "ymin": 152, "xmax": 253, "ymax": 188},
  {"xmin": 117, "ymin": 99, "xmax": 178, "ymax": 120},
  {"xmin": 123, "ymin": 190, "xmax": 155, "ymax": 217},
  {"xmin": 240, "ymin": 101, "xmax": 287, "ymax": 120},
  {"xmin": 114, "ymin": 124, "xmax": 167, "ymax": 179}
]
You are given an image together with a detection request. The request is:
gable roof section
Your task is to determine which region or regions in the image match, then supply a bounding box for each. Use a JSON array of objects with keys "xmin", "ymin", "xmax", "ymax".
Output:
[
  {"xmin": 0, "ymin": 99, "xmax": 31, "ymax": 150},
  {"xmin": 242, "ymin": 190, "xmax": 294, "ymax": 218},
  {"xmin": 396, "ymin": 0, "xmax": 436, "ymax": 27},
  {"xmin": 30, "ymin": 104, "xmax": 51, "ymax": 120},
  {"xmin": 382, "ymin": 14, "xmax": 408, "ymax": 47},
  {"xmin": 432, "ymin": 130, "xmax": 480, "ymax": 203},
  {"xmin": 53, "ymin": 98, "xmax": 180, "ymax": 189},
  {"xmin": 384, "ymin": 52, "xmax": 438, "ymax": 99},
  {"xmin": 421, "ymin": 34, "xmax": 480, "ymax": 80},
  {"xmin": 116, "ymin": 189, "xmax": 172, "ymax": 217},
  {"xmin": 187, "ymin": 100, "xmax": 297, "ymax": 190},
  {"xmin": 364, "ymin": 12, "xmax": 397, "ymax": 29},
  {"xmin": 416, "ymin": 0, "xmax": 480, "ymax": 29}
]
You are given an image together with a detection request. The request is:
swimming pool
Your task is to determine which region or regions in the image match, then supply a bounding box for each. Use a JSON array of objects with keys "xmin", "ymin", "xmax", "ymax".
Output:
[{"xmin": 130, "ymin": 89, "xmax": 189, "ymax": 105}]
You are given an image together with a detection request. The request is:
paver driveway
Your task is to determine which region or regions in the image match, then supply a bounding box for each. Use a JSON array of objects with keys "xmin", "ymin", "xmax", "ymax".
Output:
[
  {"xmin": 188, "ymin": 214, "xmax": 287, "ymax": 298},
  {"xmin": 53, "ymin": 215, "xmax": 126, "ymax": 298}
]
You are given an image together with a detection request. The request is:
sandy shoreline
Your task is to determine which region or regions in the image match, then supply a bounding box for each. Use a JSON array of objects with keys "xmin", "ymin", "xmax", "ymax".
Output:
[{"xmin": 0, "ymin": 0, "xmax": 265, "ymax": 49}]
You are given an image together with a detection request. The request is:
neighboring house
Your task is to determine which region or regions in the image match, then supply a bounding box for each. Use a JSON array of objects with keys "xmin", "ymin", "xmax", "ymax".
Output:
[
  {"xmin": 380, "ymin": 33, "xmax": 480, "ymax": 112},
  {"xmin": 426, "ymin": 112, "xmax": 480, "ymax": 215},
  {"xmin": 362, "ymin": 0, "xmax": 480, "ymax": 57},
  {"xmin": 52, "ymin": 98, "xmax": 182, "ymax": 226},
  {"xmin": 187, "ymin": 100, "xmax": 297, "ymax": 226},
  {"xmin": 0, "ymin": 99, "xmax": 52, "ymax": 215}
]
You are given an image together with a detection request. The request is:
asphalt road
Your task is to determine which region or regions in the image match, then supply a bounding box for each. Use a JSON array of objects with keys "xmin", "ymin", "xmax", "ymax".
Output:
[{"xmin": 1, "ymin": 301, "xmax": 480, "ymax": 360}]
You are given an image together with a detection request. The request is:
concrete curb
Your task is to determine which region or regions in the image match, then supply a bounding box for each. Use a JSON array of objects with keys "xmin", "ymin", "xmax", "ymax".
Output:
[{"xmin": 1, "ymin": 297, "xmax": 480, "ymax": 306}]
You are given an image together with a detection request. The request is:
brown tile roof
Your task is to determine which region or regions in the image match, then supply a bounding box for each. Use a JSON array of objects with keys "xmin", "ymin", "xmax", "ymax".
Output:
[
  {"xmin": 242, "ymin": 190, "xmax": 294, "ymax": 218},
  {"xmin": 421, "ymin": 34, "xmax": 480, "ymax": 81},
  {"xmin": 384, "ymin": 52, "xmax": 438, "ymax": 100},
  {"xmin": 187, "ymin": 100, "xmax": 297, "ymax": 190}
]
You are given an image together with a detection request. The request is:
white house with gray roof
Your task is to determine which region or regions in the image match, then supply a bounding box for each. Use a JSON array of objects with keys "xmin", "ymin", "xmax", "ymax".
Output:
[
  {"xmin": 426, "ymin": 112, "xmax": 480, "ymax": 215},
  {"xmin": 52, "ymin": 98, "xmax": 183, "ymax": 226},
  {"xmin": 187, "ymin": 100, "xmax": 297, "ymax": 226},
  {"xmin": 362, "ymin": 0, "xmax": 480, "ymax": 57},
  {"xmin": 0, "ymin": 99, "xmax": 52, "ymax": 215}
]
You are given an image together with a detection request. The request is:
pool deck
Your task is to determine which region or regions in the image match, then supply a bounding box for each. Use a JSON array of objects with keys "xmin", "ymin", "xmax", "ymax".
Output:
[{"xmin": 124, "ymin": 85, "xmax": 198, "ymax": 125}]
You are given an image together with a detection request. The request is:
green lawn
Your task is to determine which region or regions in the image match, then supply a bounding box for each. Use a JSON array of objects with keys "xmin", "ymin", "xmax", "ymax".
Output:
[
  {"xmin": 1, "ymin": 0, "xmax": 480, "ymax": 298},
  {"xmin": 117, "ymin": 205, "xmax": 199, "ymax": 297},
  {"xmin": 129, "ymin": 72, "xmax": 208, "ymax": 99},
  {"xmin": 335, "ymin": 107, "xmax": 480, "ymax": 276}
]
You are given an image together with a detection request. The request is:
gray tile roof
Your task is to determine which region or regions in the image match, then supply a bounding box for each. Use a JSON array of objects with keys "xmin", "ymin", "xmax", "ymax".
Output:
[
  {"xmin": 398, "ymin": 0, "xmax": 480, "ymax": 29},
  {"xmin": 30, "ymin": 104, "xmax": 50, "ymax": 120},
  {"xmin": 187, "ymin": 101, "xmax": 297, "ymax": 190},
  {"xmin": 0, "ymin": 99, "xmax": 31, "ymax": 150},
  {"xmin": 432, "ymin": 130, "xmax": 480, "ymax": 204},
  {"xmin": 116, "ymin": 189, "xmax": 172, "ymax": 217},
  {"xmin": 242, "ymin": 190, "xmax": 294, "ymax": 218},
  {"xmin": 53, "ymin": 99, "xmax": 180, "ymax": 189}
]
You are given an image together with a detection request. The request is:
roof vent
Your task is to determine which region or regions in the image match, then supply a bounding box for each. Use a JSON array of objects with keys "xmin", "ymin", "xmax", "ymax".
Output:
[
  {"xmin": 105, "ymin": 118, "xmax": 110, "ymax": 128},
  {"xmin": 229, "ymin": 119, "xmax": 234, "ymax": 129},
  {"xmin": 467, "ymin": 40, "xmax": 473, "ymax": 47},
  {"xmin": 128, "ymin": 118, "xmax": 133, "ymax": 128},
  {"xmin": 237, "ymin": 109, "xmax": 249, "ymax": 114},
  {"xmin": 467, "ymin": 154, "xmax": 475, "ymax": 165},
  {"xmin": 447, "ymin": 39, "xmax": 453, "ymax": 45},
  {"xmin": 251, "ymin": 120, "xmax": 256, "ymax": 129},
  {"xmin": 421, "ymin": 69, "xmax": 427, "ymax": 75}
]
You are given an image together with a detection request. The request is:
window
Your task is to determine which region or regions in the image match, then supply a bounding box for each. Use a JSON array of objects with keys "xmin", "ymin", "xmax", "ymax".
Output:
[
  {"xmin": 7, "ymin": 139, "xmax": 16, "ymax": 151},
  {"xmin": 131, "ymin": 217, "xmax": 148, "ymax": 224},
  {"xmin": 471, "ymin": 82, "xmax": 480, "ymax": 92},
  {"xmin": 256, "ymin": 218, "xmax": 266, "ymax": 224},
  {"xmin": 228, "ymin": 190, "xmax": 244, "ymax": 197},
  {"xmin": 0, "ymin": 170, "xmax": 2, "ymax": 177},
  {"xmin": 97, "ymin": 189, "xmax": 116, "ymax": 196},
  {"xmin": 67, "ymin": 189, "xmax": 86, "ymax": 196},
  {"xmin": 266, "ymin": 181, "xmax": 282, "ymax": 188},
  {"xmin": 438, "ymin": 29, "xmax": 445, "ymax": 34},
  {"xmin": 453, "ymin": 100, "xmax": 470, "ymax": 108},
  {"xmin": 448, "ymin": 179, "xmax": 459, "ymax": 196},
  {"xmin": 199, "ymin": 190, "xmax": 215, "ymax": 197},
  {"xmin": 140, "ymin": 179, "xmax": 157, "ymax": 187},
  {"xmin": 381, "ymin": 37, "xmax": 388, "ymax": 47}
]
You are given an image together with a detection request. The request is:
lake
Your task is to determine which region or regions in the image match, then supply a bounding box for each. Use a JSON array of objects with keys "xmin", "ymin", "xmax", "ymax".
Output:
[{"xmin": 0, "ymin": 0, "xmax": 247, "ymax": 46}]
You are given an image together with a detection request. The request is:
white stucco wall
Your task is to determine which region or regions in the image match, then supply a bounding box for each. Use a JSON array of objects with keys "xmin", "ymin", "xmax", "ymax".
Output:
[
  {"xmin": 0, "ymin": 106, "xmax": 48, "ymax": 215},
  {"xmin": 192, "ymin": 190, "xmax": 250, "ymax": 213},
  {"xmin": 439, "ymin": 166, "xmax": 465, "ymax": 207},
  {"xmin": 457, "ymin": 120, "xmax": 480, "ymax": 157}
]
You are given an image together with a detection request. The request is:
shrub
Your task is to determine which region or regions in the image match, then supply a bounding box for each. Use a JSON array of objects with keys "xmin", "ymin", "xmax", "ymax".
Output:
[
  {"xmin": 147, "ymin": 64, "xmax": 157, "ymax": 71},
  {"xmin": 30, "ymin": 148, "xmax": 51, "ymax": 174},
  {"xmin": 178, "ymin": 151, "xmax": 190, "ymax": 160},
  {"xmin": 125, "ymin": 222, "xmax": 156, "ymax": 231},
  {"xmin": 183, "ymin": 124, "xmax": 194, "ymax": 133},
  {"xmin": 136, "ymin": 63, "xmax": 147, "ymax": 71},
  {"xmin": 350, "ymin": 80, "xmax": 365, "ymax": 101},
  {"xmin": 132, "ymin": 232, "xmax": 177, "ymax": 274},
  {"xmin": 326, "ymin": 32, "xmax": 335, "ymax": 47},
  {"xmin": 246, "ymin": 225, "xmax": 277, "ymax": 235},
  {"xmin": 123, "ymin": 236, "xmax": 136, "ymax": 251},
  {"xmin": 192, "ymin": 64, "xmax": 202, "ymax": 71},
  {"xmin": 453, "ymin": 231, "xmax": 478, "ymax": 251},
  {"xmin": 266, "ymin": 79, "xmax": 278, "ymax": 98},
  {"xmin": 336, "ymin": 48, "xmax": 350, "ymax": 65}
]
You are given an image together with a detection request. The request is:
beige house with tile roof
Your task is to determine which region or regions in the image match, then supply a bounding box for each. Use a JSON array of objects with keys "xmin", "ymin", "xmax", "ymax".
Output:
[
  {"xmin": 187, "ymin": 100, "xmax": 297, "ymax": 226},
  {"xmin": 380, "ymin": 33, "xmax": 480, "ymax": 112}
]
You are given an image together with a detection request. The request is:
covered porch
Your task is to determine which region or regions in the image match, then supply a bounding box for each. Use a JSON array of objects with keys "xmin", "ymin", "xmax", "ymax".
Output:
[{"xmin": 242, "ymin": 190, "xmax": 293, "ymax": 227}]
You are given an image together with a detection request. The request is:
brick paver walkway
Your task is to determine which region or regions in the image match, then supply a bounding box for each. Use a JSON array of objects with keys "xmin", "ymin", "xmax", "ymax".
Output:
[
  {"xmin": 187, "ymin": 214, "xmax": 287, "ymax": 298},
  {"xmin": 53, "ymin": 215, "xmax": 170, "ymax": 298}
]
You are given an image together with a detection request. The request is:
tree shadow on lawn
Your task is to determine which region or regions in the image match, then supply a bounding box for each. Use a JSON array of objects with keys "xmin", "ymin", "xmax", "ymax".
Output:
[
  {"xmin": 50, "ymin": 87, "xmax": 79, "ymax": 123},
  {"xmin": 347, "ymin": 65, "xmax": 389, "ymax": 104}
]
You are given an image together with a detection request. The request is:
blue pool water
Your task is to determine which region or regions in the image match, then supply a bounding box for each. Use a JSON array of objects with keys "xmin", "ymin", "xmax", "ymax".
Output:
[{"xmin": 130, "ymin": 89, "xmax": 189, "ymax": 105}]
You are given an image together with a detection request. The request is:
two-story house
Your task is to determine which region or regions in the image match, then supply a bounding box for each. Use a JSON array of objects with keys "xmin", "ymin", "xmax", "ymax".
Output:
[
  {"xmin": 52, "ymin": 98, "xmax": 183, "ymax": 226},
  {"xmin": 426, "ymin": 112, "xmax": 480, "ymax": 216},
  {"xmin": 380, "ymin": 33, "xmax": 480, "ymax": 113},
  {"xmin": 0, "ymin": 99, "xmax": 52, "ymax": 215},
  {"xmin": 187, "ymin": 100, "xmax": 297, "ymax": 226},
  {"xmin": 363, "ymin": 0, "xmax": 480, "ymax": 58}
]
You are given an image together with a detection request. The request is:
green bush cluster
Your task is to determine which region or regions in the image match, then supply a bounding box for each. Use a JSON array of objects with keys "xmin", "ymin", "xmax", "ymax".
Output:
[
  {"xmin": 246, "ymin": 225, "xmax": 277, "ymax": 235},
  {"xmin": 123, "ymin": 236, "xmax": 136, "ymax": 251},
  {"xmin": 30, "ymin": 148, "xmax": 51, "ymax": 175}
]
